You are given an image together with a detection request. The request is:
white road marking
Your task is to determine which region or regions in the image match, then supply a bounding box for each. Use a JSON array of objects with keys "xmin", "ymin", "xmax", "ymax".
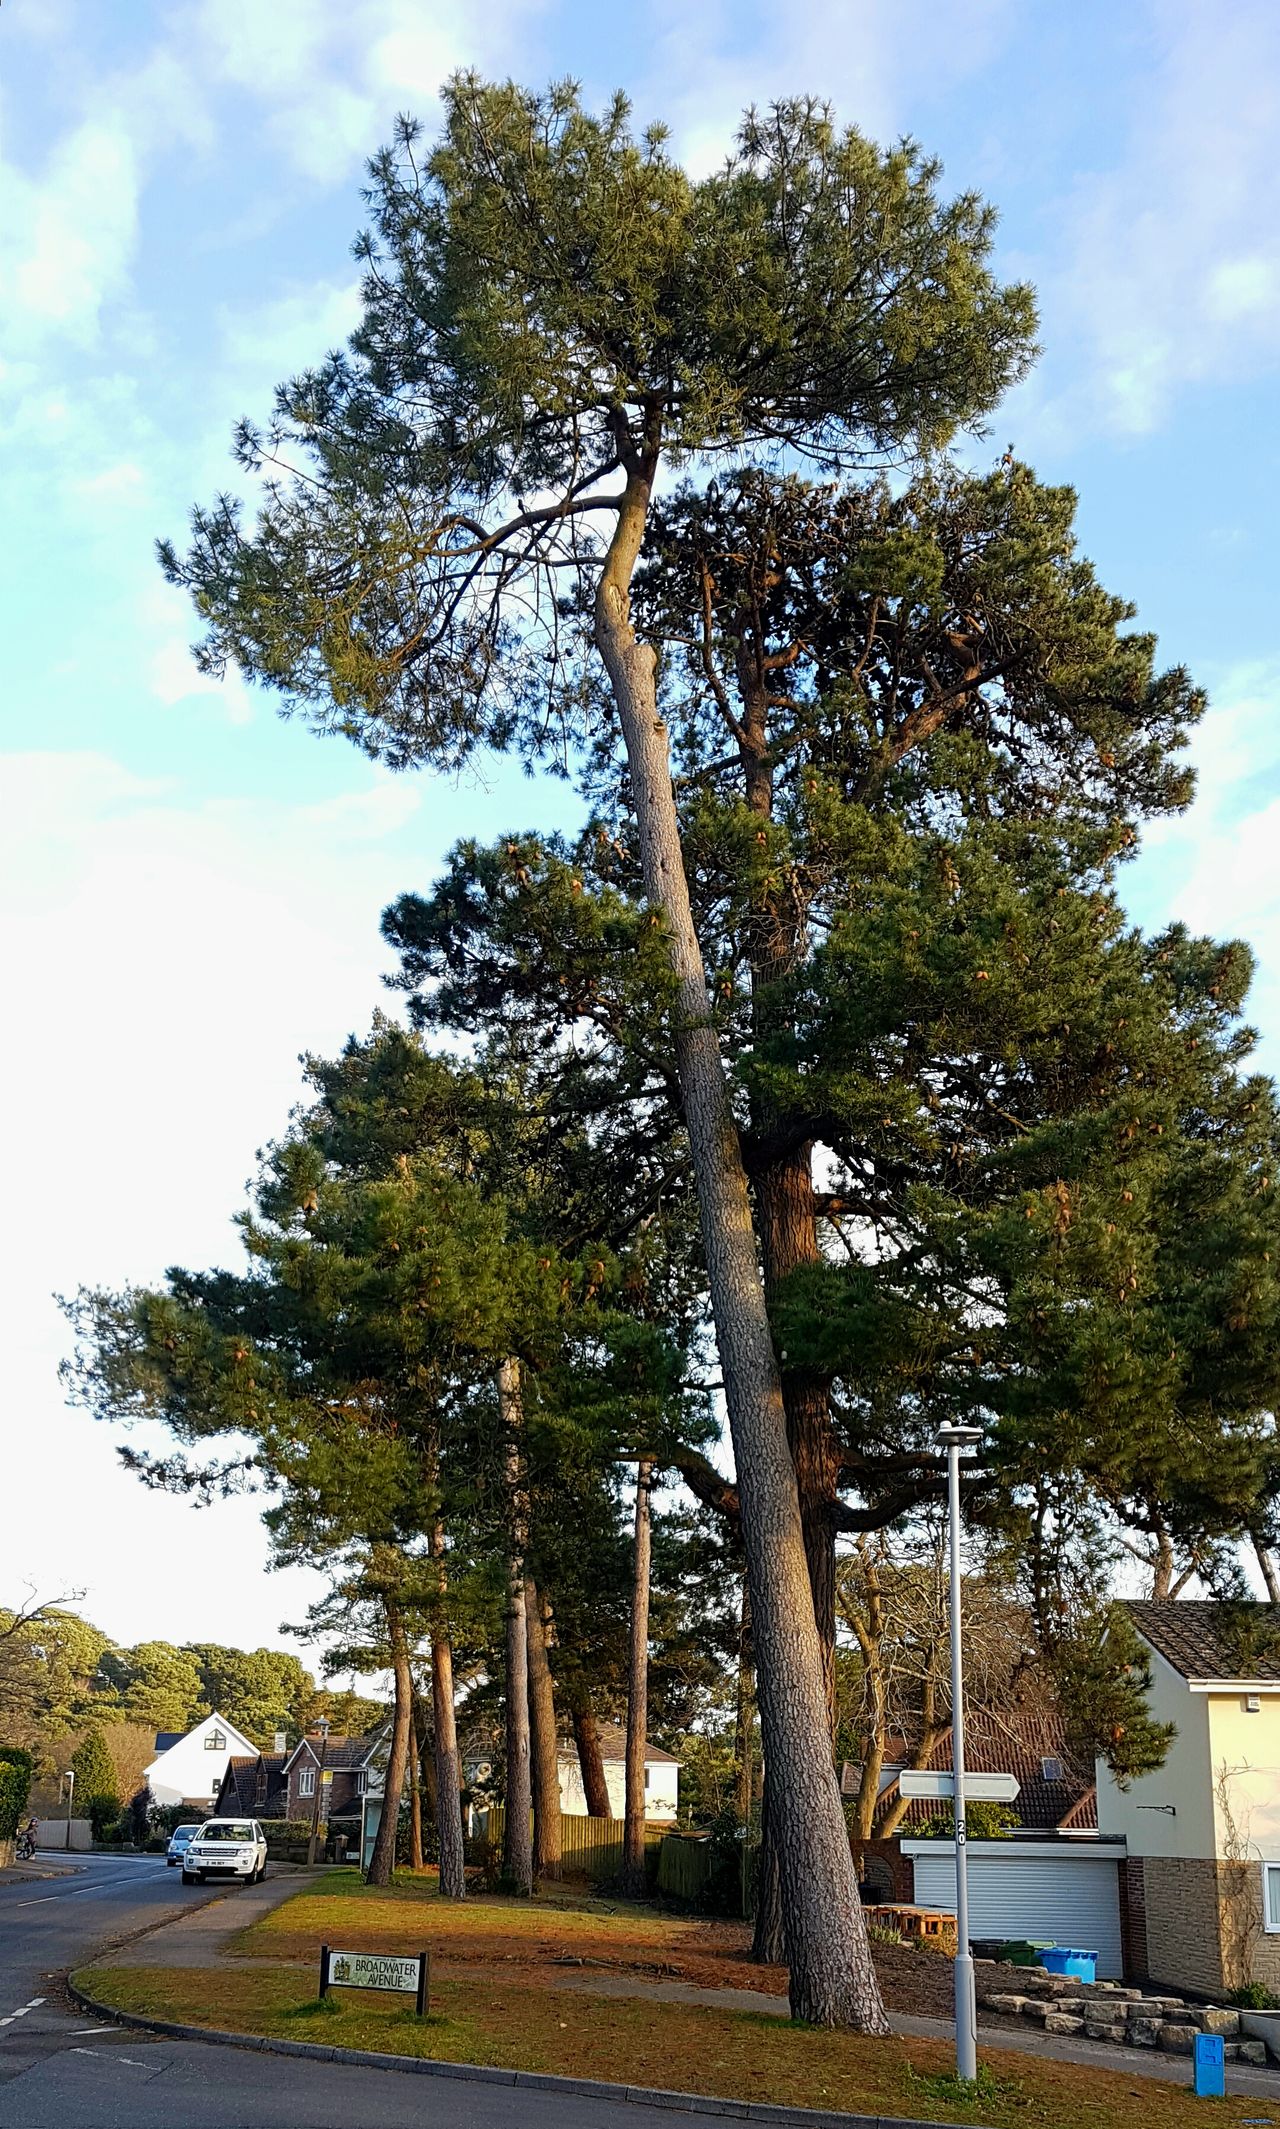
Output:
[
  {"xmin": 70, "ymin": 2047, "xmax": 150, "ymax": 2068},
  {"xmin": 14, "ymin": 1869, "xmax": 158, "ymax": 1907},
  {"xmin": 71, "ymin": 2026, "xmax": 115, "ymax": 2035},
  {"xmin": 0, "ymin": 1996, "xmax": 46, "ymax": 2028}
]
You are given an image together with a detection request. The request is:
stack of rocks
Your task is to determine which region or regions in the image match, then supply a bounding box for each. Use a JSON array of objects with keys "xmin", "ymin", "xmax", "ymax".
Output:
[{"xmin": 977, "ymin": 1965, "xmax": 1268, "ymax": 2066}]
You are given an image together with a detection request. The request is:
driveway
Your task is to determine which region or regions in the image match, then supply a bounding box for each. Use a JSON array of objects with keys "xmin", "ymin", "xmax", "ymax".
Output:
[{"xmin": 0, "ymin": 1851, "xmax": 717, "ymax": 2129}]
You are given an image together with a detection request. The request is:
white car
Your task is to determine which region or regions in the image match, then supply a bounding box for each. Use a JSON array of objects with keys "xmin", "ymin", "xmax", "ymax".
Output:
[{"xmin": 181, "ymin": 1818, "xmax": 268, "ymax": 1885}]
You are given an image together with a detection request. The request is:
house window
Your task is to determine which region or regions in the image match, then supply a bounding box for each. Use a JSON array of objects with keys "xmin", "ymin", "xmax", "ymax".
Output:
[
  {"xmin": 1040, "ymin": 1756, "xmax": 1064, "ymax": 1783},
  {"xmin": 205, "ymin": 1730, "xmax": 226, "ymax": 1752},
  {"xmin": 354, "ymin": 1771, "xmax": 367, "ymax": 1795},
  {"xmin": 1264, "ymin": 1864, "xmax": 1280, "ymax": 1934},
  {"xmin": 299, "ymin": 1767, "xmax": 316, "ymax": 1798}
]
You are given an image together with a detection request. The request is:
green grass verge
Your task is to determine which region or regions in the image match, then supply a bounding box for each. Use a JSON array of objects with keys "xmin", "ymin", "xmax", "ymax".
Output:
[{"xmin": 80, "ymin": 1942, "xmax": 1275, "ymax": 2129}]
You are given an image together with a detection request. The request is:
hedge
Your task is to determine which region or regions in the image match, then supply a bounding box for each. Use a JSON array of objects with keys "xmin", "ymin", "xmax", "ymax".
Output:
[{"xmin": 0, "ymin": 1746, "xmax": 34, "ymax": 1840}]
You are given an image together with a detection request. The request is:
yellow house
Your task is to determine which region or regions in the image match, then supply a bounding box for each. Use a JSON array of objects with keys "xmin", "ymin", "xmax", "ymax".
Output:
[{"xmin": 1097, "ymin": 1600, "xmax": 1280, "ymax": 1996}]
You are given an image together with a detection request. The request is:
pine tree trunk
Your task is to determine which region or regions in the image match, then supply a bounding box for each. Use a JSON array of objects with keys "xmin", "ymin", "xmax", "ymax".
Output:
[
  {"xmin": 622, "ymin": 1457, "xmax": 653, "ymax": 1895},
  {"xmin": 570, "ymin": 1688, "xmax": 612, "ymax": 1817},
  {"xmin": 417, "ymin": 1686, "xmax": 438, "ymax": 1823},
  {"xmin": 756, "ymin": 1150, "xmax": 838, "ymax": 1721},
  {"xmin": 367, "ymin": 1601, "xmax": 412, "ymax": 1888},
  {"xmin": 734, "ymin": 1580, "xmax": 754, "ymax": 1827},
  {"xmin": 408, "ymin": 1718, "xmax": 424, "ymax": 1870},
  {"xmin": 526, "ymin": 1578, "xmax": 562, "ymax": 1882},
  {"xmin": 595, "ymin": 473, "xmax": 886, "ymax": 2030},
  {"xmin": 752, "ymin": 1771, "xmax": 785, "ymax": 1965},
  {"xmin": 1255, "ymin": 1533, "xmax": 1280, "ymax": 1604},
  {"xmin": 498, "ymin": 1356, "xmax": 533, "ymax": 1896},
  {"xmin": 430, "ymin": 1518, "xmax": 467, "ymax": 1901}
]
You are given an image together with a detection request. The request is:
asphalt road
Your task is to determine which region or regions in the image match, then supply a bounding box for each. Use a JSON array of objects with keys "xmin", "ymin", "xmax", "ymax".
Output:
[{"xmin": 0, "ymin": 1852, "xmax": 696, "ymax": 2128}]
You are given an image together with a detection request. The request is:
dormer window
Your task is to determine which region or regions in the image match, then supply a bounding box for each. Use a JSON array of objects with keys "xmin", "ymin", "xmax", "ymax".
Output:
[
  {"xmin": 1040, "ymin": 1755, "xmax": 1063, "ymax": 1783},
  {"xmin": 299, "ymin": 1767, "xmax": 316, "ymax": 1798}
]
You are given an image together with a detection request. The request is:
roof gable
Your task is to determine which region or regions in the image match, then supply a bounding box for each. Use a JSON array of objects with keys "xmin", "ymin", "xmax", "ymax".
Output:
[
  {"xmin": 1122, "ymin": 1600, "xmax": 1280, "ymax": 1683},
  {"xmin": 868, "ymin": 1709, "xmax": 1094, "ymax": 1832},
  {"xmin": 146, "ymin": 1711, "xmax": 258, "ymax": 1765},
  {"xmin": 555, "ymin": 1723, "xmax": 680, "ymax": 1766}
]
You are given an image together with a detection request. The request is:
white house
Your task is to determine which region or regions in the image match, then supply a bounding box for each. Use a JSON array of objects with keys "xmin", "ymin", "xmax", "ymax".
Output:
[
  {"xmin": 1097, "ymin": 1600, "xmax": 1280, "ymax": 1996},
  {"xmin": 558, "ymin": 1725, "xmax": 680, "ymax": 1821},
  {"xmin": 464, "ymin": 1724, "xmax": 680, "ymax": 1821},
  {"xmin": 144, "ymin": 1711, "xmax": 259, "ymax": 1809}
]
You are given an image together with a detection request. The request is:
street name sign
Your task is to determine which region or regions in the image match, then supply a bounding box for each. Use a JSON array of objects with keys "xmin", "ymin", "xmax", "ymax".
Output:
[
  {"xmin": 319, "ymin": 1945, "xmax": 429, "ymax": 2014},
  {"xmin": 898, "ymin": 1771, "xmax": 1020, "ymax": 1803}
]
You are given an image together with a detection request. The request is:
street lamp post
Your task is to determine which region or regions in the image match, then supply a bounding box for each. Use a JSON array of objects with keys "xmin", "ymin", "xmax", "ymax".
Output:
[
  {"xmin": 306, "ymin": 1718, "xmax": 330, "ymax": 1868},
  {"xmin": 938, "ymin": 1421, "xmax": 983, "ymax": 2085},
  {"xmin": 62, "ymin": 1769, "xmax": 75, "ymax": 1851}
]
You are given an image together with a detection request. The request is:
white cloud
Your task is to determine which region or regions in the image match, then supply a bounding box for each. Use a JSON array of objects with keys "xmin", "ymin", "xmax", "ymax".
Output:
[
  {"xmin": 2, "ymin": 120, "xmax": 139, "ymax": 345},
  {"xmin": 1034, "ymin": 0, "xmax": 1280, "ymax": 436},
  {"xmin": 633, "ymin": 0, "xmax": 1016, "ymax": 176},
  {"xmin": 1128, "ymin": 663, "xmax": 1280, "ymax": 1076}
]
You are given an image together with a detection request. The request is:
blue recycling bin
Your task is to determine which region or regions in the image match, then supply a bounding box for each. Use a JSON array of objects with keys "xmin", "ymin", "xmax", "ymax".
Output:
[{"xmin": 1040, "ymin": 1947, "xmax": 1098, "ymax": 1983}]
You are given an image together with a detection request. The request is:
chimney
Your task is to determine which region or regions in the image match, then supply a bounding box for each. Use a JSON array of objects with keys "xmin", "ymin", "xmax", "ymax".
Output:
[{"xmin": 274, "ymin": 1731, "xmax": 287, "ymax": 1755}]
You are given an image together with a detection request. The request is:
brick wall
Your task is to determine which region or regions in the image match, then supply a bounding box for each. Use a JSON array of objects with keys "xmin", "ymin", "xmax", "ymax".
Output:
[
  {"xmin": 851, "ymin": 1837, "xmax": 915, "ymax": 1904},
  {"xmin": 1119, "ymin": 1857, "xmax": 1149, "ymax": 1979},
  {"xmin": 1141, "ymin": 1856, "xmax": 1227, "ymax": 1996}
]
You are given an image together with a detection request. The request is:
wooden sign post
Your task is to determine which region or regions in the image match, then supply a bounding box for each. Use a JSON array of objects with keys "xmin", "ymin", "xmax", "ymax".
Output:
[{"xmin": 319, "ymin": 1944, "xmax": 429, "ymax": 2016}]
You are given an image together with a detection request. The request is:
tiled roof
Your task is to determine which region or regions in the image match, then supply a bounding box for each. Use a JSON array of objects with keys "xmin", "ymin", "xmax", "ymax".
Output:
[
  {"xmin": 217, "ymin": 1753, "xmax": 288, "ymax": 1814},
  {"xmin": 290, "ymin": 1730, "xmax": 385, "ymax": 1773},
  {"xmin": 874, "ymin": 1709, "xmax": 1095, "ymax": 1832},
  {"xmin": 557, "ymin": 1723, "xmax": 680, "ymax": 1766},
  {"xmin": 1122, "ymin": 1600, "xmax": 1280, "ymax": 1682}
]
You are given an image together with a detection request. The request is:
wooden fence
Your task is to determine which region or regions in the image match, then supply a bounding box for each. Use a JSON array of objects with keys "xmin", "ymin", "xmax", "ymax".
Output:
[
  {"xmin": 656, "ymin": 1833, "xmax": 712, "ymax": 1903},
  {"xmin": 481, "ymin": 1807, "xmax": 667, "ymax": 1881}
]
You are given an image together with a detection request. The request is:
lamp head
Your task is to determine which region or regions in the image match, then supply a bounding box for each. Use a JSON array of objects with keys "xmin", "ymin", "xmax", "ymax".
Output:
[{"xmin": 937, "ymin": 1423, "xmax": 983, "ymax": 1449}]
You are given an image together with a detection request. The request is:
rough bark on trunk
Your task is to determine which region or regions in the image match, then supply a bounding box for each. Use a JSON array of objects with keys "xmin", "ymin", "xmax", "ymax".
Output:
[
  {"xmin": 734, "ymin": 1579, "xmax": 755, "ymax": 1827},
  {"xmin": 498, "ymin": 1356, "xmax": 532, "ymax": 1896},
  {"xmin": 570, "ymin": 1688, "xmax": 613, "ymax": 1817},
  {"xmin": 408, "ymin": 1716, "xmax": 424, "ymax": 1871},
  {"xmin": 367, "ymin": 1601, "xmax": 413, "ymax": 1888},
  {"xmin": 1150, "ymin": 1527, "xmax": 1176, "ymax": 1602},
  {"xmin": 622, "ymin": 1457, "xmax": 653, "ymax": 1895},
  {"xmin": 595, "ymin": 467, "xmax": 886, "ymax": 2030},
  {"xmin": 1255, "ymin": 1533, "xmax": 1280, "ymax": 1605},
  {"xmin": 756, "ymin": 1149, "xmax": 838, "ymax": 1721},
  {"xmin": 430, "ymin": 1517, "xmax": 467, "ymax": 1901},
  {"xmin": 751, "ymin": 1771, "xmax": 785, "ymax": 1965},
  {"xmin": 737, "ymin": 663, "xmax": 841, "ymax": 1729},
  {"xmin": 526, "ymin": 1578, "xmax": 562, "ymax": 1881}
]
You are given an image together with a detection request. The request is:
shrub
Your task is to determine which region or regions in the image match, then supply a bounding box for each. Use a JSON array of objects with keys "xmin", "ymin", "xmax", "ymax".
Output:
[
  {"xmin": 0, "ymin": 1746, "xmax": 34, "ymax": 1840},
  {"xmin": 88, "ymin": 1795, "xmax": 120, "ymax": 1841},
  {"xmin": 1226, "ymin": 1980, "xmax": 1280, "ymax": 2010}
]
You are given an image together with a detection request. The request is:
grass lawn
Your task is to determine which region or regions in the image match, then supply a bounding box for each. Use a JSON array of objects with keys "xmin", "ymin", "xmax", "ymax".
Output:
[{"xmin": 77, "ymin": 1875, "xmax": 1280, "ymax": 2129}]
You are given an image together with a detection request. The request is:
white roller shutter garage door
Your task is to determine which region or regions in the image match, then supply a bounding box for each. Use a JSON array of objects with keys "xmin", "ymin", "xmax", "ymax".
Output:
[{"xmin": 905, "ymin": 1842, "xmax": 1124, "ymax": 1978}]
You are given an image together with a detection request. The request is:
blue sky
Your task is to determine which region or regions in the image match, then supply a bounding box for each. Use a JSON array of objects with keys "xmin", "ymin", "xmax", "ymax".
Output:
[{"xmin": 3, "ymin": 0, "xmax": 1279, "ymax": 1665}]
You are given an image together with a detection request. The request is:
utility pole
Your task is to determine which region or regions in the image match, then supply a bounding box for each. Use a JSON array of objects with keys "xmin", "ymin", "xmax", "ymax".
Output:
[
  {"xmin": 938, "ymin": 1421, "xmax": 983, "ymax": 2084},
  {"xmin": 62, "ymin": 1769, "xmax": 75, "ymax": 1851}
]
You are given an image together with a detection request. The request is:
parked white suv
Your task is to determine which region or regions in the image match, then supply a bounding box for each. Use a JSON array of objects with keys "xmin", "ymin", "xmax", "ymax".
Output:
[{"xmin": 181, "ymin": 1818, "xmax": 268, "ymax": 1886}]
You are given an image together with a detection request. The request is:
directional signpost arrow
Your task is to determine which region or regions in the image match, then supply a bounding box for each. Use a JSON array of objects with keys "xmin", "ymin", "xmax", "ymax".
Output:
[{"xmin": 898, "ymin": 1770, "xmax": 1020, "ymax": 1803}]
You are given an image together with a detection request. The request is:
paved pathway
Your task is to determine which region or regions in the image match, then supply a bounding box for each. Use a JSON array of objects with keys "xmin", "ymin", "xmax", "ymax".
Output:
[{"xmin": 539, "ymin": 1968, "xmax": 1280, "ymax": 2100}]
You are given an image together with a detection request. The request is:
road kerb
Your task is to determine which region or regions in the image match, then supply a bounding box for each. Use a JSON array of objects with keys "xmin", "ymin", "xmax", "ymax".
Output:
[{"xmin": 66, "ymin": 1972, "xmax": 989, "ymax": 2129}]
